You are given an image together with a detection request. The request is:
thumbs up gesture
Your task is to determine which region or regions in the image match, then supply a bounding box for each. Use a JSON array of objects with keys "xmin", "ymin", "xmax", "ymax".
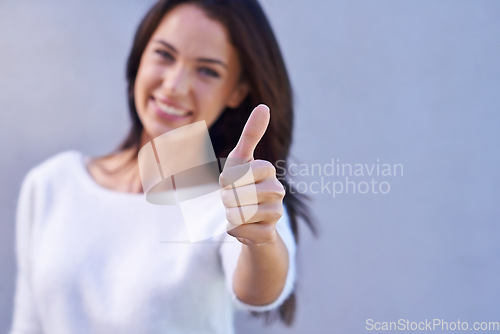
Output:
[{"xmin": 219, "ymin": 104, "xmax": 286, "ymax": 246}]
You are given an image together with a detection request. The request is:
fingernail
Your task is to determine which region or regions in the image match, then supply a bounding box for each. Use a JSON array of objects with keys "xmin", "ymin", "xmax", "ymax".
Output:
[{"xmin": 258, "ymin": 104, "xmax": 270, "ymax": 113}]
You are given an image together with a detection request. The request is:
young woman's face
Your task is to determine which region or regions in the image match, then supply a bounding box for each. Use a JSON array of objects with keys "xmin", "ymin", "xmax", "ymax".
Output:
[{"xmin": 134, "ymin": 3, "xmax": 248, "ymax": 142}]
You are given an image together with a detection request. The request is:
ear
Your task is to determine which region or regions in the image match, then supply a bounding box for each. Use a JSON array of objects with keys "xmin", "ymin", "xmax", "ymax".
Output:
[{"xmin": 226, "ymin": 81, "xmax": 249, "ymax": 108}]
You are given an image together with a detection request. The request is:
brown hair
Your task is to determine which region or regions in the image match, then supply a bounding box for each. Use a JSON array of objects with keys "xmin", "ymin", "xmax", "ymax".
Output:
[{"xmin": 116, "ymin": 0, "xmax": 317, "ymax": 326}]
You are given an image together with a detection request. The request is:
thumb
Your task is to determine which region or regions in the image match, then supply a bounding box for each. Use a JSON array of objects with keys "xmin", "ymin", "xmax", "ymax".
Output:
[{"xmin": 224, "ymin": 104, "xmax": 270, "ymax": 169}]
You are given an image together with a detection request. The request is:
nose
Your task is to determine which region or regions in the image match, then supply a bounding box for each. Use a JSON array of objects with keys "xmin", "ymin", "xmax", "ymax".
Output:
[{"xmin": 161, "ymin": 63, "xmax": 190, "ymax": 97}]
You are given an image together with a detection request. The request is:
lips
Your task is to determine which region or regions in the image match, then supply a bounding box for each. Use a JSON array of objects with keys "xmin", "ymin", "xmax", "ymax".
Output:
[{"xmin": 150, "ymin": 97, "xmax": 193, "ymax": 120}]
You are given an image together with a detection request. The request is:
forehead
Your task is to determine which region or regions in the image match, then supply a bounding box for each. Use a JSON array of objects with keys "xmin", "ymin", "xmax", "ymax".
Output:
[{"xmin": 151, "ymin": 4, "xmax": 235, "ymax": 61}]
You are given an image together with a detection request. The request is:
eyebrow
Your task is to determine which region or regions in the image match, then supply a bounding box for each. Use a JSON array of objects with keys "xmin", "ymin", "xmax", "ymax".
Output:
[{"xmin": 153, "ymin": 39, "xmax": 228, "ymax": 68}]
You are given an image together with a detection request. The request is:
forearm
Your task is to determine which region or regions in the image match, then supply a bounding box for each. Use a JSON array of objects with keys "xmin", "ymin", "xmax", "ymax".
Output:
[{"xmin": 233, "ymin": 231, "xmax": 289, "ymax": 305}]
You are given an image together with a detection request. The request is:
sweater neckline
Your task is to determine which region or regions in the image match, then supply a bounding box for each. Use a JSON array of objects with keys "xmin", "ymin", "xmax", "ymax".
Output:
[{"xmin": 75, "ymin": 151, "xmax": 146, "ymax": 200}]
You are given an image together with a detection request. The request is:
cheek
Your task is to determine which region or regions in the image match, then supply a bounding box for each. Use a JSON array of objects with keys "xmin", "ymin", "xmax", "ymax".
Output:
[
  {"xmin": 134, "ymin": 68, "xmax": 147, "ymax": 102},
  {"xmin": 133, "ymin": 82, "xmax": 146, "ymax": 120},
  {"xmin": 135, "ymin": 67, "xmax": 158, "ymax": 110},
  {"xmin": 199, "ymin": 87, "xmax": 227, "ymax": 120},
  {"xmin": 197, "ymin": 81, "xmax": 231, "ymax": 108},
  {"xmin": 136, "ymin": 60, "xmax": 162, "ymax": 90}
]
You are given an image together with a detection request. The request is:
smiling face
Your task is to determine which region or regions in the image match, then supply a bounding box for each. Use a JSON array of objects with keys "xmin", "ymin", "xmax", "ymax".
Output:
[{"xmin": 134, "ymin": 3, "xmax": 248, "ymax": 144}]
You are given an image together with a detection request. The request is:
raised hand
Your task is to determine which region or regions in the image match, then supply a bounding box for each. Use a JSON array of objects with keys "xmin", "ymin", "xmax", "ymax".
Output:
[{"xmin": 219, "ymin": 104, "xmax": 286, "ymax": 246}]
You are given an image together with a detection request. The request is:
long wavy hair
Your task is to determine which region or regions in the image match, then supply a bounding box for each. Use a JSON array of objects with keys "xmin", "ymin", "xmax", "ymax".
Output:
[{"xmin": 114, "ymin": 0, "xmax": 317, "ymax": 326}]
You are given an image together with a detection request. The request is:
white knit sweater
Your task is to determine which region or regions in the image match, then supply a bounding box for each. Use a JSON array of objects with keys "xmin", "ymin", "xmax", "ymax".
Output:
[{"xmin": 10, "ymin": 151, "xmax": 296, "ymax": 334}]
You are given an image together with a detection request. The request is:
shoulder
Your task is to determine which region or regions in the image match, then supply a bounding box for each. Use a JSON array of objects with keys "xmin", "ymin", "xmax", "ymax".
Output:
[
  {"xmin": 31, "ymin": 150, "xmax": 83, "ymax": 175},
  {"xmin": 28, "ymin": 150, "xmax": 83, "ymax": 178},
  {"xmin": 22, "ymin": 150, "xmax": 85, "ymax": 191},
  {"xmin": 16, "ymin": 150, "xmax": 87, "ymax": 228}
]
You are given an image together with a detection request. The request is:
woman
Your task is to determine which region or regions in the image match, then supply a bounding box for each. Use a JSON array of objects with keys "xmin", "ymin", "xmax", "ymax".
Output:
[{"xmin": 11, "ymin": 0, "xmax": 315, "ymax": 332}]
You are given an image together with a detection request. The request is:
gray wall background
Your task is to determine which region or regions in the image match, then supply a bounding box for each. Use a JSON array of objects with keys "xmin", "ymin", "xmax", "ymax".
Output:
[{"xmin": 1, "ymin": 0, "xmax": 499, "ymax": 333}]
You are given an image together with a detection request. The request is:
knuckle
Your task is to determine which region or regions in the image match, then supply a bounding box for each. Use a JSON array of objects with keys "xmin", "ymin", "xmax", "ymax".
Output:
[
  {"xmin": 225, "ymin": 208, "xmax": 235, "ymax": 222},
  {"xmin": 254, "ymin": 160, "xmax": 276, "ymax": 176},
  {"xmin": 220, "ymin": 189, "xmax": 233, "ymax": 206},
  {"xmin": 226, "ymin": 208, "xmax": 243, "ymax": 226},
  {"xmin": 278, "ymin": 181, "xmax": 286, "ymax": 198},
  {"xmin": 271, "ymin": 210, "xmax": 283, "ymax": 221},
  {"xmin": 266, "ymin": 204, "xmax": 283, "ymax": 221},
  {"xmin": 219, "ymin": 173, "xmax": 227, "ymax": 187},
  {"xmin": 265, "ymin": 180, "xmax": 285, "ymax": 200},
  {"xmin": 274, "ymin": 182, "xmax": 286, "ymax": 198},
  {"xmin": 261, "ymin": 226, "xmax": 277, "ymax": 243},
  {"xmin": 263, "ymin": 160, "xmax": 276, "ymax": 175}
]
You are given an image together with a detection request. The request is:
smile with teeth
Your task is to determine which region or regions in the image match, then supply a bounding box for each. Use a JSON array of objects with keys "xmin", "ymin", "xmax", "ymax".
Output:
[{"xmin": 155, "ymin": 99, "xmax": 190, "ymax": 117}]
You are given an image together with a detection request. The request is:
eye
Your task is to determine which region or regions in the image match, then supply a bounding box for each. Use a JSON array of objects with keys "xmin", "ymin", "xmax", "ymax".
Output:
[
  {"xmin": 155, "ymin": 49, "xmax": 175, "ymax": 61},
  {"xmin": 198, "ymin": 67, "xmax": 220, "ymax": 78}
]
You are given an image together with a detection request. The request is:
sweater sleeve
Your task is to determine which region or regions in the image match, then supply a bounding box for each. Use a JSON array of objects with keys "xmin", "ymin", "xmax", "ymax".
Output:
[
  {"xmin": 219, "ymin": 206, "xmax": 297, "ymax": 312},
  {"xmin": 10, "ymin": 170, "xmax": 43, "ymax": 334}
]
